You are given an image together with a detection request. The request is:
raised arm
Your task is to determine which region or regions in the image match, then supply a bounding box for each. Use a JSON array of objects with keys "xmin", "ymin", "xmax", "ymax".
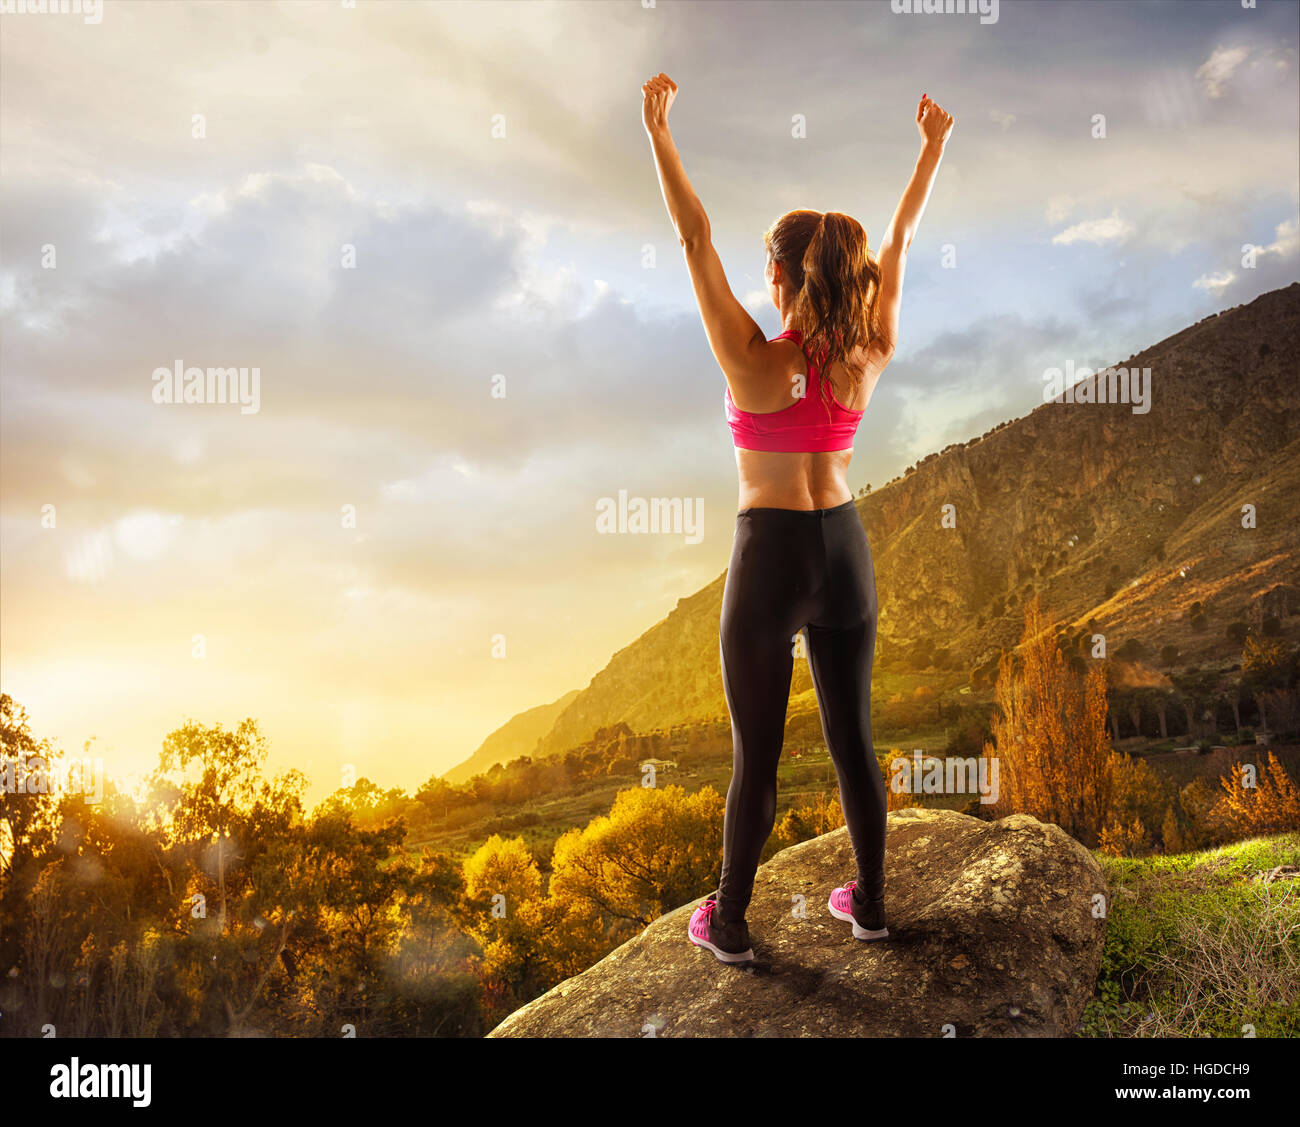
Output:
[
  {"xmin": 873, "ymin": 94, "xmax": 954, "ymax": 359},
  {"xmin": 642, "ymin": 73, "xmax": 776, "ymax": 389}
]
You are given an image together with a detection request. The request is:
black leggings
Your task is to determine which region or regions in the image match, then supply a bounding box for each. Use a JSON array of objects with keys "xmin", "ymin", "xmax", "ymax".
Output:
[{"xmin": 715, "ymin": 499, "xmax": 886, "ymax": 924}]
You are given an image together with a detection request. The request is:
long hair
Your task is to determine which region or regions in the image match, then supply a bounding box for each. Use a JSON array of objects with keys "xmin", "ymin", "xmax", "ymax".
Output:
[{"xmin": 763, "ymin": 209, "xmax": 882, "ymax": 411}]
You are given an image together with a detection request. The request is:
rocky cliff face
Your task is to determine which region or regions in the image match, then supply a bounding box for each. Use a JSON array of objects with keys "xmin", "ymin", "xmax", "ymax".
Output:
[
  {"xmin": 488, "ymin": 808, "xmax": 1108, "ymax": 1038},
  {"xmin": 456, "ymin": 283, "xmax": 1300, "ymax": 775}
]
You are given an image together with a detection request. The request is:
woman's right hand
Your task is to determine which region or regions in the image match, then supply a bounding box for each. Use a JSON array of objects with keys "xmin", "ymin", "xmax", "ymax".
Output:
[
  {"xmin": 916, "ymin": 94, "xmax": 954, "ymax": 148},
  {"xmin": 642, "ymin": 72, "xmax": 679, "ymax": 138}
]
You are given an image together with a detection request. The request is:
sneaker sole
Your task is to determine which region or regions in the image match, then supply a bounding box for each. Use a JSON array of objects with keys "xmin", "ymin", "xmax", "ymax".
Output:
[
  {"xmin": 688, "ymin": 933, "xmax": 755, "ymax": 964},
  {"xmin": 827, "ymin": 900, "xmax": 889, "ymax": 941}
]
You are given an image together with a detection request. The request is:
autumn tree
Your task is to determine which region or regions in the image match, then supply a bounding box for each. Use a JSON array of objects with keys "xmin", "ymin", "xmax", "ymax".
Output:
[
  {"xmin": 1210, "ymin": 752, "xmax": 1300, "ymax": 837},
  {"xmin": 981, "ymin": 597, "xmax": 1114, "ymax": 847},
  {"xmin": 549, "ymin": 784, "xmax": 724, "ymax": 931},
  {"xmin": 0, "ymin": 694, "xmax": 61, "ymax": 901},
  {"xmin": 158, "ymin": 718, "xmax": 269, "ymax": 933}
]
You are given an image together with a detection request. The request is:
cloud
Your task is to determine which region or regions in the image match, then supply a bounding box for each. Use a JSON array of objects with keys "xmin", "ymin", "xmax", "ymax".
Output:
[
  {"xmin": 1052, "ymin": 210, "xmax": 1135, "ymax": 247},
  {"xmin": 1196, "ymin": 45, "xmax": 1251, "ymax": 98},
  {"xmin": 1259, "ymin": 217, "xmax": 1300, "ymax": 260},
  {"xmin": 1205, "ymin": 217, "xmax": 1300, "ymax": 307},
  {"xmin": 2, "ymin": 0, "xmax": 1298, "ymax": 793},
  {"xmin": 1193, "ymin": 271, "xmax": 1236, "ymax": 294}
]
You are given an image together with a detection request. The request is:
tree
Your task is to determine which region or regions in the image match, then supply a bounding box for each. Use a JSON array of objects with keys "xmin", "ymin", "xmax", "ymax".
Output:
[
  {"xmin": 1210, "ymin": 753, "xmax": 1300, "ymax": 836},
  {"xmin": 549, "ymin": 785, "xmax": 724, "ymax": 930},
  {"xmin": 1216, "ymin": 673, "xmax": 1244, "ymax": 741},
  {"xmin": 0, "ymin": 695, "xmax": 61, "ymax": 904},
  {"xmin": 158, "ymin": 718, "xmax": 269, "ymax": 934},
  {"xmin": 1149, "ymin": 689, "xmax": 1172, "ymax": 740},
  {"xmin": 1241, "ymin": 634, "xmax": 1294, "ymax": 731},
  {"xmin": 981, "ymin": 597, "xmax": 1115, "ymax": 847},
  {"xmin": 772, "ymin": 791, "xmax": 845, "ymax": 849},
  {"xmin": 460, "ymin": 834, "xmax": 604, "ymax": 1012}
]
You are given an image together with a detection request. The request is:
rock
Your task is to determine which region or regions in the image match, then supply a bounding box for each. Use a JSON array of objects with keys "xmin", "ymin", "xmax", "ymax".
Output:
[{"xmin": 488, "ymin": 808, "xmax": 1108, "ymax": 1038}]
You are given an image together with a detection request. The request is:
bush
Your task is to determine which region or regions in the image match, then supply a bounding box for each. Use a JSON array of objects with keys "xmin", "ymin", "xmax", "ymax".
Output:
[
  {"xmin": 1227, "ymin": 621, "xmax": 1249, "ymax": 644},
  {"xmin": 1191, "ymin": 613, "xmax": 1208, "ymax": 634},
  {"xmin": 1116, "ymin": 638, "xmax": 1145, "ymax": 662}
]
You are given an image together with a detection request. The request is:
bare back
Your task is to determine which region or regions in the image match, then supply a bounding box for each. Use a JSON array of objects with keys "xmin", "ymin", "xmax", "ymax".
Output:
[{"xmin": 732, "ymin": 336, "xmax": 890, "ymax": 510}]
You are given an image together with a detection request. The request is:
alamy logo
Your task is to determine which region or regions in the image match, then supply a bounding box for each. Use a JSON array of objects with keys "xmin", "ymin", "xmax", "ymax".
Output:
[
  {"xmin": 595, "ymin": 489, "xmax": 703, "ymax": 544},
  {"xmin": 890, "ymin": 750, "xmax": 1000, "ymax": 804},
  {"xmin": 152, "ymin": 360, "xmax": 261, "ymax": 414},
  {"xmin": 0, "ymin": 0, "xmax": 103, "ymax": 22},
  {"xmin": 49, "ymin": 1058, "xmax": 151, "ymax": 1107},
  {"xmin": 890, "ymin": 0, "xmax": 999, "ymax": 25},
  {"xmin": 1, "ymin": 754, "xmax": 104, "ymax": 804},
  {"xmin": 1042, "ymin": 359, "xmax": 1151, "ymax": 414}
]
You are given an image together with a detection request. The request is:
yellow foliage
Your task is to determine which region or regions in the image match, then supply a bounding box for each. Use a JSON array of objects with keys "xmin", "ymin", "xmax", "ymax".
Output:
[
  {"xmin": 1210, "ymin": 752, "xmax": 1300, "ymax": 837},
  {"xmin": 549, "ymin": 784, "xmax": 724, "ymax": 930},
  {"xmin": 1108, "ymin": 751, "xmax": 1167, "ymax": 830},
  {"xmin": 1160, "ymin": 804, "xmax": 1188, "ymax": 854},
  {"xmin": 882, "ymin": 751, "xmax": 921, "ymax": 812},
  {"xmin": 981, "ymin": 597, "xmax": 1114, "ymax": 846},
  {"xmin": 1099, "ymin": 815, "xmax": 1152, "ymax": 858},
  {"xmin": 772, "ymin": 791, "xmax": 845, "ymax": 849},
  {"xmin": 461, "ymin": 834, "xmax": 542, "ymax": 906},
  {"xmin": 1178, "ymin": 777, "xmax": 1219, "ymax": 847}
]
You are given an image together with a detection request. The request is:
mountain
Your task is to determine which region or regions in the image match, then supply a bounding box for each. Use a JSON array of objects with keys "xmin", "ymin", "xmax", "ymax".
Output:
[
  {"xmin": 458, "ymin": 283, "xmax": 1300, "ymax": 776},
  {"xmin": 443, "ymin": 689, "xmax": 580, "ymax": 784}
]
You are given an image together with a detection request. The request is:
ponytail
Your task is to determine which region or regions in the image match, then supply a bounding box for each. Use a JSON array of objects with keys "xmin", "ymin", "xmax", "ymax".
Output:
[{"xmin": 763, "ymin": 209, "xmax": 882, "ymax": 412}]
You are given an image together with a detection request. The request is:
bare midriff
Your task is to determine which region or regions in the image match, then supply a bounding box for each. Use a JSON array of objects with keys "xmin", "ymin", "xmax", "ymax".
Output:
[{"xmin": 735, "ymin": 447, "xmax": 855, "ymax": 511}]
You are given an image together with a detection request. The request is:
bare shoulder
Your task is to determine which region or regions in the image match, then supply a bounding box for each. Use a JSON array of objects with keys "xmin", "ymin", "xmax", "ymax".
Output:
[{"xmin": 726, "ymin": 331, "xmax": 807, "ymax": 412}]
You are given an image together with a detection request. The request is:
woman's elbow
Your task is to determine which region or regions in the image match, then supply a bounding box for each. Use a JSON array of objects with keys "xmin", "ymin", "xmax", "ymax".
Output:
[
  {"xmin": 869, "ymin": 331, "xmax": 897, "ymax": 363},
  {"xmin": 879, "ymin": 232, "xmax": 910, "ymax": 263},
  {"xmin": 679, "ymin": 225, "xmax": 710, "ymax": 252}
]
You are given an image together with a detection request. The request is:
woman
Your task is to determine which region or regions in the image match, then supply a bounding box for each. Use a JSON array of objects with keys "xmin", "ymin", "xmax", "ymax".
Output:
[{"xmin": 641, "ymin": 73, "xmax": 953, "ymax": 964}]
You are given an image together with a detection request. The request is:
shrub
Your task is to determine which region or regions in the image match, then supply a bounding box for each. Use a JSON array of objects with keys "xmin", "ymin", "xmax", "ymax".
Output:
[{"xmin": 1116, "ymin": 638, "xmax": 1145, "ymax": 662}]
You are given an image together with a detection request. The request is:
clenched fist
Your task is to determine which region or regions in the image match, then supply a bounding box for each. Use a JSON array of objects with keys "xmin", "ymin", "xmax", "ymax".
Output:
[
  {"xmin": 642, "ymin": 72, "xmax": 678, "ymax": 137},
  {"xmin": 917, "ymin": 94, "xmax": 955, "ymax": 148}
]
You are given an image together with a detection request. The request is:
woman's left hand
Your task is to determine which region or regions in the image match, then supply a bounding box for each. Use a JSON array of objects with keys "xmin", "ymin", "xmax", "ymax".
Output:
[{"xmin": 642, "ymin": 72, "xmax": 678, "ymax": 136}]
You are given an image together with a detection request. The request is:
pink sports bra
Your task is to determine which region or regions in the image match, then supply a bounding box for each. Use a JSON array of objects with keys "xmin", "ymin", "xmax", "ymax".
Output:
[{"xmin": 724, "ymin": 329, "xmax": 864, "ymax": 453}]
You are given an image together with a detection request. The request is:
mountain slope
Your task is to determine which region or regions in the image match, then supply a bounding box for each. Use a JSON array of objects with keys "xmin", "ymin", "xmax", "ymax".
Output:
[
  {"xmin": 444, "ymin": 689, "xmax": 580, "ymax": 783},
  {"xmin": 481, "ymin": 283, "xmax": 1300, "ymax": 771}
]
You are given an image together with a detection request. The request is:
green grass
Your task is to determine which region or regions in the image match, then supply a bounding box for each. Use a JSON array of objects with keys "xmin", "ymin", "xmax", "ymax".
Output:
[{"xmin": 1084, "ymin": 833, "xmax": 1300, "ymax": 1038}]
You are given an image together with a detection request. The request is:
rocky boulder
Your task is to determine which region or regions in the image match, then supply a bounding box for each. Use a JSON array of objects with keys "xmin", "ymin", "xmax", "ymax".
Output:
[{"xmin": 489, "ymin": 807, "xmax": 1109, "ymax": 1037}]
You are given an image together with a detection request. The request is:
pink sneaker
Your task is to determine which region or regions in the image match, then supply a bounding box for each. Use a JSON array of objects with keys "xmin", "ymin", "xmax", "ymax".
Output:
[
  {"xmin": 687, "ymin": 896, "xmax": 754, "ymax": 964},
  {"xmin": 828, "ymin": 880, "xmax": 889, "ymax": 941}
]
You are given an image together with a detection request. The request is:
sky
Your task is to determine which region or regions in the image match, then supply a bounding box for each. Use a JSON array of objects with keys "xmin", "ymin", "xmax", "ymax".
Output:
[{"xmin": 1, "ymin": 0, "xmax": 1297, "ymax": 802}]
